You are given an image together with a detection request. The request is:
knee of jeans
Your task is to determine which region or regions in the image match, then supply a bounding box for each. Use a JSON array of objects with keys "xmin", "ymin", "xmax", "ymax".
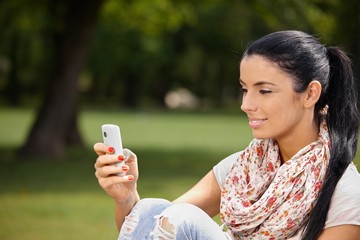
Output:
[
  {"xmin": 121, "ymin": 198, "xmax": 171, "ymax": 236},
  {"xmin": 136, "ymin": 198, "xmax": 171, "ymax": 210},
  {"xmin": 150, "ymin": 203, "xmax": 205, "ymax": 240}
]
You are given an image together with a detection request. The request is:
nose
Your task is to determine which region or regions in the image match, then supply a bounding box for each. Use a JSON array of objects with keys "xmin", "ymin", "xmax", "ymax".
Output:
[{"xmin": 240, "ymin": 94, "xmax": 257, "ymax": 113}]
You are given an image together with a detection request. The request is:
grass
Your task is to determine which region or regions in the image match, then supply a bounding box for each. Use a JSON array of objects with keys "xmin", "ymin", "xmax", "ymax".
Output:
[
  {"xmin": 0, "ymin": 107, "xmax": 251, "ymax": 240},
  {"xmin": 0, "ymin": 107, "xmax": 359, "ymax": 240}
]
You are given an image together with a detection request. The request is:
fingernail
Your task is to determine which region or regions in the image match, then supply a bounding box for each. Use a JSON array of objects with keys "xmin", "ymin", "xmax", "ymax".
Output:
[
  {"xmin": 118, "ymin": 155, "xmax": 125, "ymax": 161},
  {"xmin": 128, "ymin": 176, "xmax": 134, "ymax": 181},
  {"xmin": 108, "ymin": 147, "xmax": 115, "ymax": 153},
  {"xmin": 122, "ymin": 166, "xmax": 128, "ymax": 171}
]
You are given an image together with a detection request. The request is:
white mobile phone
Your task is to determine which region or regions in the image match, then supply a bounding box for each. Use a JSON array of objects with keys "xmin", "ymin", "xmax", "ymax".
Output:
[{"xmin": 101, "ymin": 124, "xmax": 125, "ymax": 176}]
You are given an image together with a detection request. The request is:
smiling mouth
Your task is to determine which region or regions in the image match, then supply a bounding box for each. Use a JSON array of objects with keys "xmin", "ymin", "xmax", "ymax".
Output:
[{"xmin": 249, "ymin": 118, "xmax": 267, "ymax": 128}]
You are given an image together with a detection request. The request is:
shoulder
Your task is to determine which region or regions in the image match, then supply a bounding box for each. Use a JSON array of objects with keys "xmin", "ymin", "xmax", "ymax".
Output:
[
  {"xmin": 319, "ymin": 225, "xmax": 360, "ymax": 240},
  {"xmin": 325, "ymin": 163, "xmax": 360, "ymax": 228},
  {"xmin": 212, "ymin": 151, "xmax": 241, "ymax": 188}
]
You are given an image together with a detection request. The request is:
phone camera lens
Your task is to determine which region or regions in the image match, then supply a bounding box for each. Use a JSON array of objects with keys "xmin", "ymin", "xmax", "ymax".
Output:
[{"xmin": 104, "ymin": 132, "xmax": 107, "ymax": 137}]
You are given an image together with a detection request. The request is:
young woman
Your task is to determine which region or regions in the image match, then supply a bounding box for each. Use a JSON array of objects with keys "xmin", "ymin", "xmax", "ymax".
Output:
[{"xmin": 94, "ymin": 30, "xmax": 360, "ymax": 239}]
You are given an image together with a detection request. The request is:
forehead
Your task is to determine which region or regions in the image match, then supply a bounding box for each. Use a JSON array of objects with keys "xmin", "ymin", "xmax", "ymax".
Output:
[{"xmin": 240, "ymin": 55, "xmax": 293, "ymax": 86}]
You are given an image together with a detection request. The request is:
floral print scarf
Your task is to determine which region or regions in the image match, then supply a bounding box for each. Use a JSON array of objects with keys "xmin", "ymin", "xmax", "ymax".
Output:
[{"xmin": 220, "ymin": 120, "xmax": 330, "ymax": 239}]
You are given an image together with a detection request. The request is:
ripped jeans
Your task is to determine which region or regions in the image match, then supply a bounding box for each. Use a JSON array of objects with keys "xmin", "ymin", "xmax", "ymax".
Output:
[{"xmin": 118, "ymin": 198, "xmax": 232, "ymax": 240}]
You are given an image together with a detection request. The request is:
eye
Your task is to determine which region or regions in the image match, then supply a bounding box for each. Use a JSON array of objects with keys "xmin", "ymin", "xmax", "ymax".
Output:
[
  {"xmin": 259, "ymin": 89, "xmax": 272, "ymax": 94},
  {"xmin": 240, "ymin": 88, "xmax": 248, "ymax": 94}
]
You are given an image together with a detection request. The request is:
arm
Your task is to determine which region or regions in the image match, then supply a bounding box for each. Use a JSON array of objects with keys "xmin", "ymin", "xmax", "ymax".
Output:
[
  {"xmin": 173, "ymin": 170, "xmax": 221, "ymax": 217},
  {"xmin": 114, "ymin": 191, "xmax": 140, "ymax": 230},
  {"xmin": 94, "ymin": 143, "xmax": 140, "ymax": 230},
  {"xmin": 318, "ymin": 225, "xmax": 360, "ymax": 240}
]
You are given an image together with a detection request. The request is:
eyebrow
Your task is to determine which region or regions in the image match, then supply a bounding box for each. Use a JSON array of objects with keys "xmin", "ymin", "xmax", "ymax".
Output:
[{"xmin": 239, "ymin": 79, "xmax": 277, "ymax": 87}]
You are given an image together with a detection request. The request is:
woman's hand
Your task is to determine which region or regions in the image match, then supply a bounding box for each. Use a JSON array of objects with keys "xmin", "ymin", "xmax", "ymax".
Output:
[{"xmin": 94, "ymin": 143, "xmax": 139, "ymax": 204}]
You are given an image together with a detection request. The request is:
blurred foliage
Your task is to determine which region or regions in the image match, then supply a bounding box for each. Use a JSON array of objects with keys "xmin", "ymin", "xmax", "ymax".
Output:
[
  {"xmin": 0, "ymin": 0, "xmax": 49, "ymax": 105},
  {"xmin": 0, "ymin": 0, "xmax": 358, "ymax": 109}
]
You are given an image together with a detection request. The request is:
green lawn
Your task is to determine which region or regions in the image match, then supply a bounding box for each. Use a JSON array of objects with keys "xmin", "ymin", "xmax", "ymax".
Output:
[
  {"xmin": 0, "ymin": 108, "xmax": 359, "ymax": 240},
  {"xmin": 0, "ymin": 108, "xmax": 251, "ymax": 240}
]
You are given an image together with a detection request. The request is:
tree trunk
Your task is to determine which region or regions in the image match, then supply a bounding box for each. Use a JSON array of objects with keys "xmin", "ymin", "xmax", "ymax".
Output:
[
  {"xmin": 332, "ymin": 0, "xmax": 360, "ymax": 103},
  {"xmin": 122, "ymin": 72, "xmax": 140, "ymax": 107},
  {"xmin": 18, "ymin": 0, "xmax": 104, "ymax": 158},
  {"xmin": 5, "ymin": 33, "xmax": 21, "ymax": 106}
]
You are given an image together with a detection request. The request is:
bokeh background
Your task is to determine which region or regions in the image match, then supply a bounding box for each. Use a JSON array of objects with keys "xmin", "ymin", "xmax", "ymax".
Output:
[{"xmin": 0, "ymin": 0, "xmax": 359, "ymax": 239}]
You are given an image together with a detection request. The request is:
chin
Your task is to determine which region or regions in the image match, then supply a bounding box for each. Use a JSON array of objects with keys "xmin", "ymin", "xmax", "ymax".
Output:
[{"xmin": 251, "ymin": 130, "xmax": 272, "ymax": 139}]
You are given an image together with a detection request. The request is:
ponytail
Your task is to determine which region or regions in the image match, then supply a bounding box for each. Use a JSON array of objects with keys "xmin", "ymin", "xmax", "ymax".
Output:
[{"xmin": 301, "ymin": 47, "xmax": 360, "ymax": 240}]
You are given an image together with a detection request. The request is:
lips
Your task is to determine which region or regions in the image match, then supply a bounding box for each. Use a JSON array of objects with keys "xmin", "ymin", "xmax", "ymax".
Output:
[{"xmin": 248, "ymin": 118, "xmax": 267, "ymax": 128}]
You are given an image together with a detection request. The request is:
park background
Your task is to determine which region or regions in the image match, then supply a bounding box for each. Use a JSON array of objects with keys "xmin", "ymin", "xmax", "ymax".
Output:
[{"xmin": 0, "ymin": 0, "xmax": 359, "ymax": 239}]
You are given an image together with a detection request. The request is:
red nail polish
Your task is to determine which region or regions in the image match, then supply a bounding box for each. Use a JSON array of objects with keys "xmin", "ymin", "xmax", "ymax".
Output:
[
  {"xmin": 122, "ymin": 166, "xmax": 128, "ymax": 171},
  {"xmin": 108, "ymin": 147, "xmax": 115, "ymax": 153},
  {"xmin": 118, "ymin": 155, "xmax": 125, "ymax": 161},
  {"xmin": 128, "ymin": 176, "xmax": 134, "ymax": 181}
]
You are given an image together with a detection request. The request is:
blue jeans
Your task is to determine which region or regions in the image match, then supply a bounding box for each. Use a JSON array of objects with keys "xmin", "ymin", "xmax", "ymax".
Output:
[{"xmin": 118, "ymin": 198, "xmax": 231, "ymax": 240}]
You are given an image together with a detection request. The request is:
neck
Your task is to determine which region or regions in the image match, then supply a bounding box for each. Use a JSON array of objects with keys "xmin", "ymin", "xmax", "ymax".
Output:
[{"xmin": 277, "ymin": 120, "xmax": 319, "ymax": 163}]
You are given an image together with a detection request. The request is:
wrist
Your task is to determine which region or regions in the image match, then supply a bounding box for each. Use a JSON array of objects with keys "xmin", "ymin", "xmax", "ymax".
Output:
[{"xmin": 115, "ymin": 191, "xmax": 140, "ymax": 208}]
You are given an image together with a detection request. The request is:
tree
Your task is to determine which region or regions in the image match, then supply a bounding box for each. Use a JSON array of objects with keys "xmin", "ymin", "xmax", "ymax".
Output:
[
  {"xmin": 0, "ymin": 0, "xmax": 48, "ymax": 106},
  {"xmin": 18, "ymin": 0, "xmax": 104, "ymax": 157},
  {"xmin": 246, "ymin": 0, "xmax": 359, "ymax": 84},
  {"xmin": 87, "ymin": 0, "xmax": 256, "ymax": 108},
  {"xmin": 331, "ymin": 0, "xmax": 360, "ymax": 76}
]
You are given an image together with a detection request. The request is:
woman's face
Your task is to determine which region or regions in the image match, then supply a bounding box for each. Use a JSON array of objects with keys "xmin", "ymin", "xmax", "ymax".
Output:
[{"xmin": 240, "ymin": 55, "xmax": 309, "ymax": 142}]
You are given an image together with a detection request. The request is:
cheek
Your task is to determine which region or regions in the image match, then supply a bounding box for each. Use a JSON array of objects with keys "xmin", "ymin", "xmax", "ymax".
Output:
[
  {"xmin": 273, "ymin": 103, "xmax": 303, "ymax": 128},
  {"xmin": 262, "ymin": 99, "xmax": 287, "ymax": 116},
  {"xmin": 266, "ymin": 99, "xmax": 299, "ymax": 121}
]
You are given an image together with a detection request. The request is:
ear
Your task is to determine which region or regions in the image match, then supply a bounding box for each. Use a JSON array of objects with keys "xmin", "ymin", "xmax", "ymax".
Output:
[{"xmin": 304, "ymin": 80, "xmax": 322, "ymax": 108}]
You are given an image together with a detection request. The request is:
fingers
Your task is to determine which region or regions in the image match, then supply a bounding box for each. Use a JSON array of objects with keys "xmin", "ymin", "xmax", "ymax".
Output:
[
  {"xmin": 94, "ymin": 150, "xmax": 136, "ymax": 177},
  {"xmin": 95, "ymin": 162, "xmax": 135, "ymax": 186},
  {"xmin": 123, "ymin": 148, "xmax": 137, "ymax": 164},
  {"xmin": 93, "ymin": 142, "xmax": 137, "ymax": 162},
  {"xmin": 94, "ymin": 146, "xmax": 138, "ymax": 188},
  {"xmin": 95, "ymin": 154, "xmax": 123, "ymax": 168},
  {"xmin": 94, "ymin": 142, "xmax": 116, "ymax": 156},
  {"xmin": 95, "ymin": 159, "xmax": 135, "ymax": 180},
  {"xmin": 98, "ymin": 175, "xmax": 135, "ymax": 189},
  {"xmin": 95, "ymin": 164, "xmax": 124, "ymax": 177}
]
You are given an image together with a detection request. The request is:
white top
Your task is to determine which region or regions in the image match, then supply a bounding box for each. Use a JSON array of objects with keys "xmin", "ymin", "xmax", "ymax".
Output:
[{"xmin": 213, "ymin": 151, "xmax": 360, "ymax": 238}]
